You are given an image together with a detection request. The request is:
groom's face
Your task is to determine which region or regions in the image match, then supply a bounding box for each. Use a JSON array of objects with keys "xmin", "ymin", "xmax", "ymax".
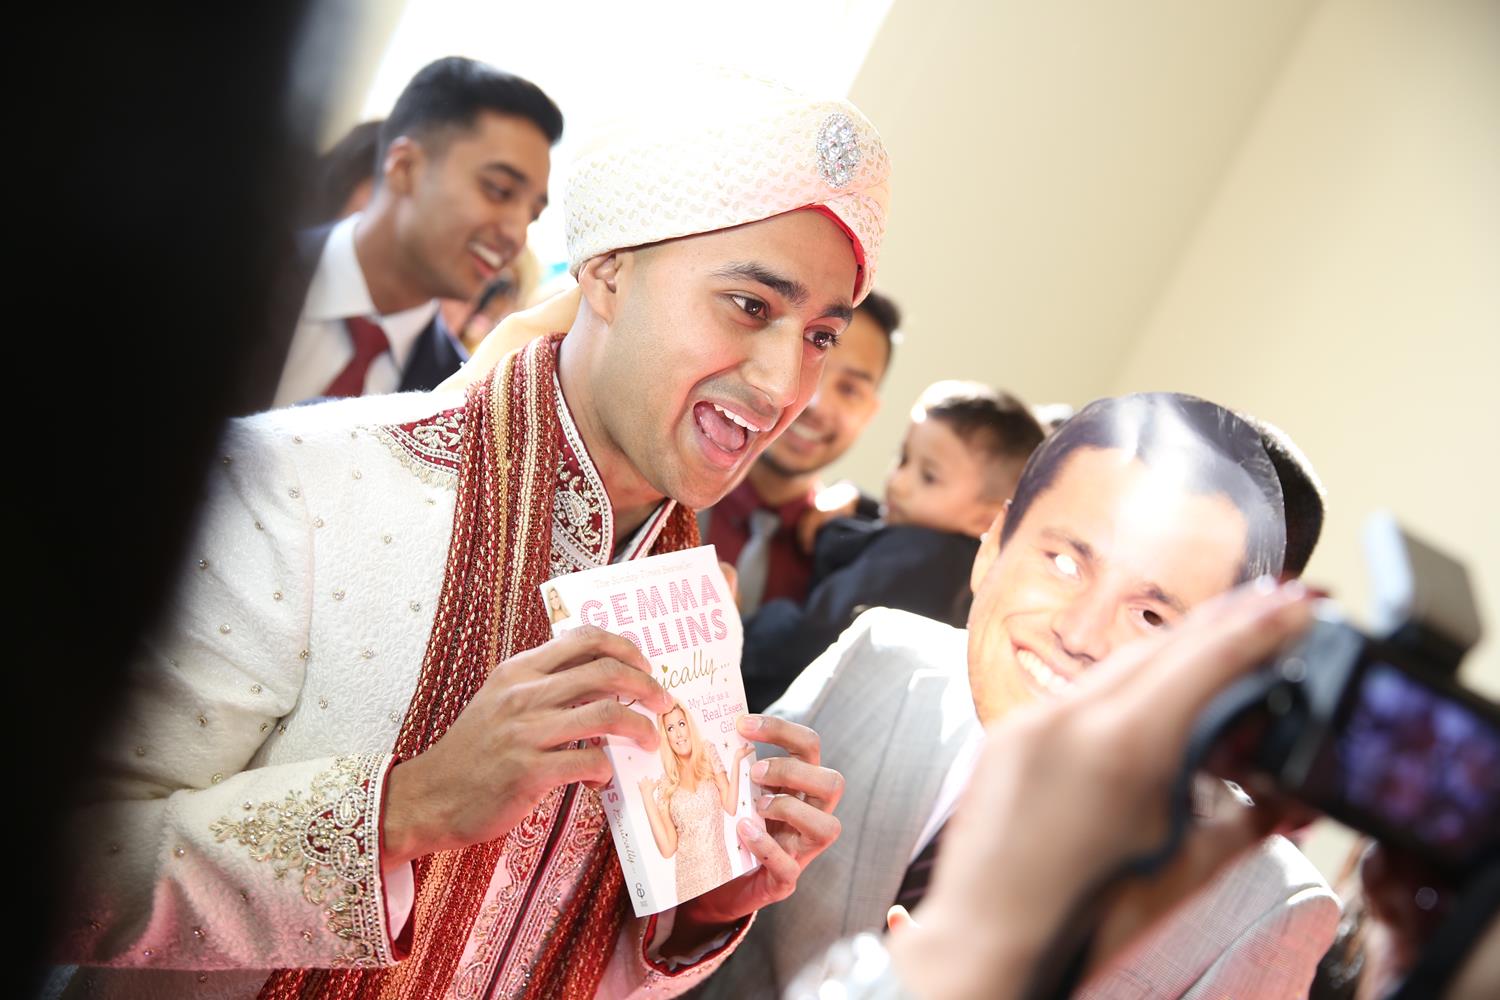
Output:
[
  {"xmin": 965, "ymin": 446, "xmax": 1249, "ymax": 725},
  {"xmin": 589, "ymin": 210, "xmax": 859, "ymax": 511}
]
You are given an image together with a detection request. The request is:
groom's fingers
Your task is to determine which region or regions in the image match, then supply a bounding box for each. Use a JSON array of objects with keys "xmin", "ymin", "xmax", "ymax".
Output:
[
  {"xmin": 750, "ymin": 756, "xmax": 844, "ymax": 812},
  {"xmin": 739, "ymin": 715, "xmax": 823, "ymax": 765},
  {"xmin": 755, "ymin": 792, "xmax": 841, "ymax": 853},
  {"xmin": 736, "ymin": 819, "xmax": 800, "ymax": 900}
]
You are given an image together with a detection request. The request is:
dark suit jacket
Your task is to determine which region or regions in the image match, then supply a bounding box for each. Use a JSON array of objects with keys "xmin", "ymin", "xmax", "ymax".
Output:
[
  {"xmin": 398, "ymin": 311, "xmax": 465, "ymax": 393},
  {"xmin": 257, "ymin": 223, "xmax": 463, "ymax": 412},
  {"xmin": 740, "ymin": 519, "xmax": 979, "ymax": 711}
]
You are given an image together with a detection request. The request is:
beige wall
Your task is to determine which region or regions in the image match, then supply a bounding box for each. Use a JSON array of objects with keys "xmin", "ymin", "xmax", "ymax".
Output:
[
  {"xmin": 312, "ymin": 0, "xmax": 410, "ymax": 147},
  {"xmin": 1110, "ymin": 0, "xmax": 1500, "ymax": 696},
  {"xmin": 832, "ymin": 0, "xmax": 1317, "ymax": 489},
  {"xmin": 840, "ymin": 0, "xmax": 1499, "ymax": 878},
  {"xmin": 837, "ymin": 0, "xmax": 1498, "ymax": 694}
]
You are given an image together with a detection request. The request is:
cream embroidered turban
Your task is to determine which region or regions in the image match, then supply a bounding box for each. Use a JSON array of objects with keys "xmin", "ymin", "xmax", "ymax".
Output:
[
  {"xmin": 564, "ymin": 74, "xmax": 891, "ymax": 304},
  {"xmin": 439, "ymin": 76, "xmax": 892, "ymax": 394}
]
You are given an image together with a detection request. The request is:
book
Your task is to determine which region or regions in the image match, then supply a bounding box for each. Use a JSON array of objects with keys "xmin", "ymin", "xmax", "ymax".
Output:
[{"xmin": 541, "ymin": 545, "xmax": 762, "ymax": 916}]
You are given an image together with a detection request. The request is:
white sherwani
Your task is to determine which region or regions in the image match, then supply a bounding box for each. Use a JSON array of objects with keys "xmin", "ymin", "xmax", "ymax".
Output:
[{"xmin": 58, "ymin": 386, "xmax": 741, "ymax": 999}]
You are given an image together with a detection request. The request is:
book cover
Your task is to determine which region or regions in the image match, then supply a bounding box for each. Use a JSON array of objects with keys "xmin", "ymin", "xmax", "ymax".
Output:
[{"xmin": 541, "ymin": 545, "xmax": 762, "ymax": 916}]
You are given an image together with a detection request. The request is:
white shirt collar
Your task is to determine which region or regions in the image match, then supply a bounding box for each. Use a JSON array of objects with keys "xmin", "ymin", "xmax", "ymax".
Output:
[{"xmin": 303, "ymin": 213, "xmax": 440, "ymax": 373}]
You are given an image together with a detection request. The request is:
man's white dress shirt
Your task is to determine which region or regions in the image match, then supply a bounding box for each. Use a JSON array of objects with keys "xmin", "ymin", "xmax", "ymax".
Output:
[{"xmin": 273, "ymin": 214, "xmax": 439, "ymax": 408}]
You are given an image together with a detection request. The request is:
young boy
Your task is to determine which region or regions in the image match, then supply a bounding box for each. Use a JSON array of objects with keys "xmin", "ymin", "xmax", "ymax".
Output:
[{"xmin": 741, "ymin": 381, "xmax": 1046, "ymax": 711}]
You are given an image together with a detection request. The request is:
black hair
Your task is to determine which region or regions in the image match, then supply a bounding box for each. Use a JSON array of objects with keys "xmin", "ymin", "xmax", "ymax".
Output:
[
  {"xmin": 917, "ymin": 381, "xmax": 1046, "ymax": 500},
  {"xmin": 854, "ymin": 288, "xmax": 900, "ymax": 379},
  {"xmin": 303, "ymin": 119, "xmax": 382, "ymax": 224},
  {"xmin": 1242, "ymin": 414, "xmax": 1325, "ymax": 577},
  {"xmin": 1000, "ymin": 393, "xmax": 1287, "ymax": 581},
  {"xmin": 377, "ymin": 57, "xmax": 563, "ymax": 177}
]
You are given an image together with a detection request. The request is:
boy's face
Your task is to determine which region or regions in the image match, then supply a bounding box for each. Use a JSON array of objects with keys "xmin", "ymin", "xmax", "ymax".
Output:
[{"xmin": 883, "ymin": 415, "xmax": 1005, "ymax": 538}]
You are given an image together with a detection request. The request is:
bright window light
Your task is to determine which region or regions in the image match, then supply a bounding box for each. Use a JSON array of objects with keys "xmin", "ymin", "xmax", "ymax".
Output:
[{"xmin": 362, "ymin": 0, "xmax": 893, "ymax": 267}]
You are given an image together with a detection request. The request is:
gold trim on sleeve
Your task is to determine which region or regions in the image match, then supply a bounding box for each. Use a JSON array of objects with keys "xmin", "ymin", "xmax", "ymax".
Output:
[{"xmin": 211, "ymin": 754, "xmax": 391, "ymax": 967}]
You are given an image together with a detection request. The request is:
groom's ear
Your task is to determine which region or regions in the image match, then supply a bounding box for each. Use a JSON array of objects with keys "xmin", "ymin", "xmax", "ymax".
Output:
[{"xmin": 578, "ymin": 251, "xmax": 626, "ymax": 323}]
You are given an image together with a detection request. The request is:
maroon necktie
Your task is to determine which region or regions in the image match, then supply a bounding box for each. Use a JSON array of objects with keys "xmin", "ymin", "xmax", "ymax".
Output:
[
  {"xmin": 893, "ymin": 821, "xmax": 945, "ymax": 914},
  {"xmin": 322, "ymin": 316, "xmax": 390, "ymax": 398}
]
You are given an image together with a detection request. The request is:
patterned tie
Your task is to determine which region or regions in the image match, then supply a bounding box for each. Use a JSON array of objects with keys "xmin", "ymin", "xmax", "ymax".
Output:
[
  {"xmin": 322, "ymin": 316, "xmax": 391, "ymax": 397},
  {"xmin": 893, "ymin": 821, "xmax": 945, "ymax": 914},
  {"xmin": 735, "ymin": 508, "xmax": 782, "ymax": 617}
]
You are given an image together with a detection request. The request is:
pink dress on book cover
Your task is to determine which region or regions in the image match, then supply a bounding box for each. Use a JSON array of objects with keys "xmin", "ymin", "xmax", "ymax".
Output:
[{"xmin": 662, "ymin": 771, "xmax": 735, "ymax": 900}]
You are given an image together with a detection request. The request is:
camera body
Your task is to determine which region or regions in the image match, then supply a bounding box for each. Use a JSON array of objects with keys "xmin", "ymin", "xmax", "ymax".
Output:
[
  {"xmin": 1203, "ymin": 513, "xmax": 1498, "ymax": 875},
  {"xmin": 1239, "ymin": 608, "xmax": 1499, "ymax": 874}
]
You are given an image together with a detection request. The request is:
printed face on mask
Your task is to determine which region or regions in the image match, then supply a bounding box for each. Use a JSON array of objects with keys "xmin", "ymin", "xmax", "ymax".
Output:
[{"xmin": 965, "ymin": 446, "xmax": 1250, "ymax": 724}]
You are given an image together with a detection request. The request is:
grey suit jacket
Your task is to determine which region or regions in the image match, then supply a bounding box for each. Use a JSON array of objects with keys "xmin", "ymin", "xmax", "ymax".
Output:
[{"xmin": 700, "ymin": 609, "xmax": 1341, "ymax": 1000}]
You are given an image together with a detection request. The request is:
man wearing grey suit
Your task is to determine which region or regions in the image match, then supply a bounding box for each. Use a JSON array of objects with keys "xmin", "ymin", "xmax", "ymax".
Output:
[{"xmin": 705, "ymin": 393, "xmax": 1340, "ymax": 999}]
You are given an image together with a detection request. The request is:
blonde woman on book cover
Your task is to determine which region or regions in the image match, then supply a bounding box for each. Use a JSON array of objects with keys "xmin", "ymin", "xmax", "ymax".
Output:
[
  {"xmin": 640, "ymin": 700, "xmax": 756, "ymax": 900},
  {"xmin": 544, "ymin": 585, "xmax": 570, "ymax": 625}
]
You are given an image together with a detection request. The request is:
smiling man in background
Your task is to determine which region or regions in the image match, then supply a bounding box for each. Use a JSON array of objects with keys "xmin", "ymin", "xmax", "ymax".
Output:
[
  {"xmin": 271, "ymin": 56, "xmax": 563, "ymax": 407},
  {"xmin": 702, "ymin": 288, "xmax": 898, "ymax": 615}
]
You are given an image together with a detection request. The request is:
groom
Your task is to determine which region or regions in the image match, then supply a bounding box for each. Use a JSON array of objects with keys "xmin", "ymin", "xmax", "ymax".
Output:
[{"xmin": 61, "ymin": 76, "xmax": 890, "ymax": 1000}]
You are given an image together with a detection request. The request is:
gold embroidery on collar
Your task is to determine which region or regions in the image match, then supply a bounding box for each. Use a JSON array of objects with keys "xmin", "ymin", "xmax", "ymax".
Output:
[{"xmin": 373, "ymin": 408, "xmax": 465, "ymax": 489}]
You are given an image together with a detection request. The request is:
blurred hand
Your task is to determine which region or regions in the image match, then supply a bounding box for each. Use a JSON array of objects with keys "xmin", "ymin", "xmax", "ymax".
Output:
[
  {"xmin": 886, "ymin": 904, "xmax": 916, "ymax": 933},
  {"xmin": 888, "ymin": 580, "xmax": 1314, "ymax": 1000}
]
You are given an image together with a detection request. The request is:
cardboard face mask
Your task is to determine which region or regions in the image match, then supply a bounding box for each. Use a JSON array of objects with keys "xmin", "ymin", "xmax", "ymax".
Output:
[{"xmin": 965, "ymin": 392, "xmax": 1291, "ymax": 723}]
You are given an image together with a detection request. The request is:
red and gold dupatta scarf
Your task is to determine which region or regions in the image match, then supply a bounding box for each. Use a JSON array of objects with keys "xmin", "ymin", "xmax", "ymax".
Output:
[{"xmin": 262, "ymin": 334, "xmax": 699, "ymax": 1000}]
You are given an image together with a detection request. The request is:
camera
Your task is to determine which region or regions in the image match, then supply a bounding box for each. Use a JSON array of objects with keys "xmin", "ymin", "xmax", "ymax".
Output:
[{"xmin": 1200, "ymin": 513, "xmax": 1499, "ymax": 876}]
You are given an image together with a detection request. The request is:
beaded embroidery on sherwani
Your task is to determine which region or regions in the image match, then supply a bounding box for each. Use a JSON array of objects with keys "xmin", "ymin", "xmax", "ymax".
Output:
[
  {"xmin": 375, "ymin": 407, "xmax": 464, "ymax": 487},
  {"xmin": 550, "ymin": 372, "xmax": 610, "ymax": 574},
  {"xmin": 211, "ymin": 754, "xmax": 391, "ymax": 968},
  {"xmin": 373, "ymin": 373, "xmax": 628, "ymax": 581},
  {"xmin": 260, "ymin": 335, "xmax": 700, "ymax": 1000}
]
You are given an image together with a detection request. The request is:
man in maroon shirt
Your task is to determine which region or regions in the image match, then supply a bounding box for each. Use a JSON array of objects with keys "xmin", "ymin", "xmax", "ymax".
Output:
[{"xmin": 704, "ymin": 290, "xmax": 898, "ymax": 613}]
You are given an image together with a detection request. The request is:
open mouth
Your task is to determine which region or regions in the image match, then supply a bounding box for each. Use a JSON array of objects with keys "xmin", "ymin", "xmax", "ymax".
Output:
[
  {"xmin": 468, "ymin": 241, "xmax": 505, "ymax": 274},
  {"xmin": 779, "ymin": 420, "xmax": 834, "ymax": 453},
  {"xmin": 1015, "ymin": 645, "xmax": 1074, "ymax": 696},
  {"xmin": 692, "ymin": 401, "xmax": 770, "ymax": 467},
  {"xmin": 772, "ymin": 418, "xmax": 832, "ymax": 458},
  {"xmin": 784, "ymin": 422, "xmax": 828, "ymax": 443}
]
